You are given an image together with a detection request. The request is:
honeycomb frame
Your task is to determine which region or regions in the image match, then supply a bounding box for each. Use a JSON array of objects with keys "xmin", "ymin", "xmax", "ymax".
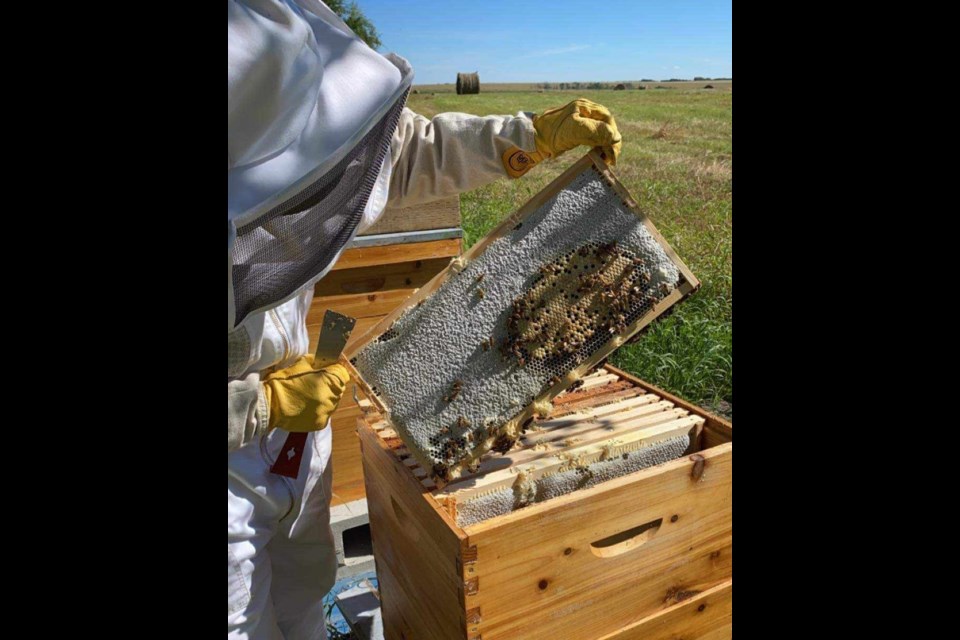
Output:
[{"xmin": 343, "ymin": 149, "xmax": 700, "ymax": 486}]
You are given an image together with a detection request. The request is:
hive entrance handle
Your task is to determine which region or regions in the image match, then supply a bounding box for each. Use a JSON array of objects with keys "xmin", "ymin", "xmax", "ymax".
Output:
[{"xmin": 589, "ymin": 517, "xmax": 663, "ymax": 558}]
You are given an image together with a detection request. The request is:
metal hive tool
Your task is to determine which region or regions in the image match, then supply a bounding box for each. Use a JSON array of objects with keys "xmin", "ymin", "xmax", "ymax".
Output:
[{"xmin": 346, "ymin": 150, "xmax": 699, "ymax": 485}]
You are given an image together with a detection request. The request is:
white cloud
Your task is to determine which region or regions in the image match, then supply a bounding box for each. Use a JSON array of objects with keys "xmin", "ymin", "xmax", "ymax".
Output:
[{"xmin": 523, "ymin": 44, "xmax": 591, "ymax": 58}]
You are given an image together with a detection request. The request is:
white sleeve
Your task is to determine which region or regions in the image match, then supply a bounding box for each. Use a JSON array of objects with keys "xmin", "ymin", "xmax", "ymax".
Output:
[{"xmin": 386, "ymin": 108, "xmax": 537, "ymax": 210}]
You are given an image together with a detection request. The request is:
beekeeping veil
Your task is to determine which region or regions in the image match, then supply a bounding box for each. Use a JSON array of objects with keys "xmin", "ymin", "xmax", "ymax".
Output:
[{"xmin": 228, "ymin": 0, "xmax": 413, "ymax": 330}]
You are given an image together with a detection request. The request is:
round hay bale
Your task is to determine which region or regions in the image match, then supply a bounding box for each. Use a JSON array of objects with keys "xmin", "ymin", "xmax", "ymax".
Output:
[
  {"xmin": 456, "ymin": 72, "xmax": 480, "ymax": 95},
  {"xmin": 412, "ymin": 89, "xmax": 420, "ymax": 94},
  {"xmin": 637, "ymin": 85, "xmax": 646, "ymax": 90},
  {"xmin": 704, "ymin": 84, "xmax": 714, "ymax": 89},
  {"xmin": 614, "ymin": 83, "xmax": 626, "ymax": 90}
]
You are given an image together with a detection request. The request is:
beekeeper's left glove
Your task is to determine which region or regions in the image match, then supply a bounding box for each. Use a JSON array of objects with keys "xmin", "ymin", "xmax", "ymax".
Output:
[
  {"xmin": 533, "ymin": 98, "xmax": 622, "ymax": 165},
  {"xmin": 501, "ymin": 98, "xmax": 622, "ymax": 178}
]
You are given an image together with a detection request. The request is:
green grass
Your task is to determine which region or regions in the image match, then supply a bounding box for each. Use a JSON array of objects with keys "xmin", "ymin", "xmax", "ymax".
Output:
[{"xmin": 407, "ymin": 89, "xmax": 732, "ymax": 417}]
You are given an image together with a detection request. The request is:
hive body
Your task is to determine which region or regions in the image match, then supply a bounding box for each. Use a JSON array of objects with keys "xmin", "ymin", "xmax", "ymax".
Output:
[{"xmin": 358, "ymin": 366, "xmax": 732, "ymax": 640}]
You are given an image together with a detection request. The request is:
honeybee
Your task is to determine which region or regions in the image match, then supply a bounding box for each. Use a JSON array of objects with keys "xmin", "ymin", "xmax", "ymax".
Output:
[
  {"xmin": 444, "ymin": 379, "xmax": 464, "ymax": 402},
  {"xmin": 491, "ymin": 433, "xmax": 516, "ymax": 454}
]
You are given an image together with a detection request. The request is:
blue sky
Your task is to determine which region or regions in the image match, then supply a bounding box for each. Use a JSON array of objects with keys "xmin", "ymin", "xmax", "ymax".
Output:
[{"xmin": 357, "ymin": 0, "xmax": 732, "ymax": 84}]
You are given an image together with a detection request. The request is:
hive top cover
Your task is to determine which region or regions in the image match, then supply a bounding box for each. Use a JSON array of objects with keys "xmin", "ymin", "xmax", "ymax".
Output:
[{"xmin": 350, "ymin": 151, "xmax": 698, "ymax": 483}]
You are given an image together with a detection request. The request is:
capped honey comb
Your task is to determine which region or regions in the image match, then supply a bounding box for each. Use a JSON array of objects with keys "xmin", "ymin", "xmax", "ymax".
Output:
[{"xmin": 351, "ymin": 152, "xmax": 698, "ymax": 483}]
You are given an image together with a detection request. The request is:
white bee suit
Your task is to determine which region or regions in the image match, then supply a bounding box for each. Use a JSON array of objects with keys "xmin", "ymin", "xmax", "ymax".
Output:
[{"xmin": 228, "ymin": 2, "xmax": 537, "ymax": 638}]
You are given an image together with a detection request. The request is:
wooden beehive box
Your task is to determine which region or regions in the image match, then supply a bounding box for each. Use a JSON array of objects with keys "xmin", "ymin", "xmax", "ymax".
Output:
[
  {"xmin": 358, "ymin": 365, "xmax": 732, "ymax": 639},
  {"xmin": 307, "ymin": 197, "xmax": 461, "ymax": 506}
]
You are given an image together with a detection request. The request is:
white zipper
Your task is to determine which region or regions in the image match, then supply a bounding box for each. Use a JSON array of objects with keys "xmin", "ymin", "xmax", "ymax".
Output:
[{"xmin": 269, "ymin": 308, "xmax": 291, "ymax": 363}]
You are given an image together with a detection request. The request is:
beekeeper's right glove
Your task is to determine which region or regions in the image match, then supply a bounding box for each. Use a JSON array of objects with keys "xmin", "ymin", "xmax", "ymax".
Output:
[{"xmin": 261, "ymin": 355, "xmax": 350, "ymax": 432}]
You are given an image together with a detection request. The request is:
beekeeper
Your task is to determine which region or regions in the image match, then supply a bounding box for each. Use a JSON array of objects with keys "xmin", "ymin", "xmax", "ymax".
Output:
[{"xmin": 228, "ymin": 1, "xmax": 623, "ymax": 638}]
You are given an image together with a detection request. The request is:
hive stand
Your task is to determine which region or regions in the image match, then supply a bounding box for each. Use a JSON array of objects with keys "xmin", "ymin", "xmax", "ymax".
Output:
[{"xmin": 335, "ymin": 582, "xmax": 384, "ymax": 640}]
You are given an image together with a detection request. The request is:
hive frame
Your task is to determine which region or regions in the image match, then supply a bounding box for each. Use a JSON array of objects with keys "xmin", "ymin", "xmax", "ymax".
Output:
[{"xmin": 342, "ymin": 149, "xmax": 700, "ymax": 486}]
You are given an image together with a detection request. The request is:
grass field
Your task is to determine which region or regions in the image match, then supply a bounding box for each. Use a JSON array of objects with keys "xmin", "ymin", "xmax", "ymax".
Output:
[{"xmin": 406, "ymin": 88, "xmax": 732, "ymax": 418}]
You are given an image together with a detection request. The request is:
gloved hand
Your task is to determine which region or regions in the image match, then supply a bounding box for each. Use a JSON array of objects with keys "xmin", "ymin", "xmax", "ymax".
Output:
[
  {"xmin": 534, "ymin": 98, "xmax": 622, "ymax": 165},
  {"xmin": 261, "ymin": 355, "xmax": 350, "ymax": 432},
  {"xmin": 501, "ymin": 98, "xmax": 622, "ymax": 178}
]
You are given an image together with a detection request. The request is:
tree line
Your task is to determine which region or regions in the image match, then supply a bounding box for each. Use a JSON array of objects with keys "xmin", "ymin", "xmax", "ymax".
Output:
[{"xmin": 536, "ymin": 78, "xmax": 730, "ymax": 90}]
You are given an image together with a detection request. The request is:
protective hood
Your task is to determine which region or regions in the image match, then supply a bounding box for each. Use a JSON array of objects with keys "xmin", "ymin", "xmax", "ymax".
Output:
[{"xmin": 228, "ymin": 0, "xmax": 413, "ymax": 331}]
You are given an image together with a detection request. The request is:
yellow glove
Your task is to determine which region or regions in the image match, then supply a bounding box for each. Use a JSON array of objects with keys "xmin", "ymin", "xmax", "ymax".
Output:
[
  {"xmin": 534, "ymin": 98, "xmax": 622, "ymax": 164},
  {"xmin": 502, "ymin": 99, "xmax": 622, "ymax": 178},
  {"xmin": 261, "ymin": 355, "xmax": 350, "ymax": 432}
]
